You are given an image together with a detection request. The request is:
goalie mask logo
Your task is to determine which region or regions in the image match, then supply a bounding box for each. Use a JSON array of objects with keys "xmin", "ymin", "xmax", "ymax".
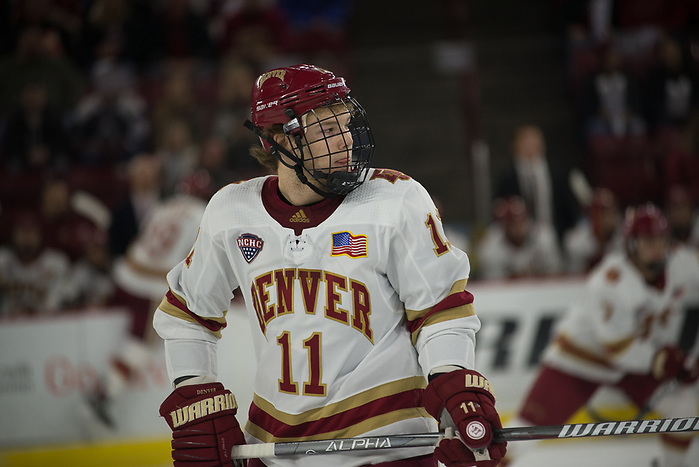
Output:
[{"xmin": 237, "ymin": 233, "xmax": 264, "ymax": 263}]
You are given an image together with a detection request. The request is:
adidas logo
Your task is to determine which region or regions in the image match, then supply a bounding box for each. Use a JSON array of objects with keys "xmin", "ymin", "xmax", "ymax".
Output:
[{"xmin": 289, "ymin": 209, "xmax": 310, "ymax": 223}]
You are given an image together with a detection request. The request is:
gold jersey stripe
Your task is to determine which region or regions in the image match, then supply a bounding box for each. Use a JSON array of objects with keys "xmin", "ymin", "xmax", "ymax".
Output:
[
  {"xmin": 405, "ymin": 279, "xmax": 469, "ymax": 321},
  {"xmin": 410, "ymin": 303, "xmax": 476, "ymax": 345},
  {"xmin": 246, "ymin": 406, "xmax": 431, "ymax": 443},
  {"xmin": 158, "ymin": 289, "xmax": 228, "ymax": 339},
  {"xmin": 250, "ymin": 376, "xmax": 426, "ymax": 426}
]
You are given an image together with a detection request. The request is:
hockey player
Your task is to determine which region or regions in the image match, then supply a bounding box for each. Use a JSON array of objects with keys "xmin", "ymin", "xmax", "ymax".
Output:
[
  {"xmin": 503, "ymin": 204, "xmax": 699, "ymax": 467},
  {"xmin": 85, "ymin": 170, "xmax": 214, "ymax": 427},
  {"xmin": 154, "ymin": 64, "xmax": 507, "ymax": 466}
]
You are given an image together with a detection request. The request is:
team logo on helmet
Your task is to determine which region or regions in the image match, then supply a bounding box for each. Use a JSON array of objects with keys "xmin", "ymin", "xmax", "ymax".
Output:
[
  {"xmin": 237, "ymin": 233, "xmax": 264, "ymax": 263},
  {"xmin": 258, "ymin": 69, "xmax": 287, "ymax": 86}
]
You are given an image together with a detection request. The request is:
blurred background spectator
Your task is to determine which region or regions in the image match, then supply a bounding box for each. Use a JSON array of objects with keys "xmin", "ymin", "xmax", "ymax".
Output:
[
  {"xmin": 476, "ymin": 196, "xmax": 563, "ymax": 280},
  {"xmin": 495, "ymin": 124, "xmax": 578, "ymax": 240},
  {"xmin": 0, "ymin": 212, "xmax": 71, "ymax": 318},
  {"xmin": 563, "ymin": 186, "xmax": 623, "ymax": 274},
  {"xmin": 108, "ymin": 153, "xmax": 163, "ymax": 257}
]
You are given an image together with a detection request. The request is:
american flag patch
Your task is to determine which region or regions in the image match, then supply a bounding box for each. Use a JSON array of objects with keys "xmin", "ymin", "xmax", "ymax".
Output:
[{"xmin": 331, "ymin": 231, "xmax": 368, "ymax": 258}]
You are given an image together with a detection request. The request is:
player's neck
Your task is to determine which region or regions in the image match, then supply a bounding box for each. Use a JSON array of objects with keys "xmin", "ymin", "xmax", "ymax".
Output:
[{"xmin": 277, "ymin": 167, "xmax": 325, "ymax": 206}]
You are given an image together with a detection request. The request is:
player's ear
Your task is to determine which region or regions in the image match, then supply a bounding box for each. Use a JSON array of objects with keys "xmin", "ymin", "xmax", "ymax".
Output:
[{"xmin": 273, "ymin": 133, "xmax": 291, "ymax": 150}]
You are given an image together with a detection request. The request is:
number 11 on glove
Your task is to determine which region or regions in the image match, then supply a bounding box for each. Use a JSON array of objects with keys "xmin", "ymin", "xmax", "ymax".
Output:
[{"xmin": 424, "ymin": 369, "xmax": 507, "ymax": 466}]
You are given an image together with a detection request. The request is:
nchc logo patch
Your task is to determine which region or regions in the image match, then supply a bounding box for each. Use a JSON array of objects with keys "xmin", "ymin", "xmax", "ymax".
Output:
[{"xmin": 237, "ymin": 233, "xmax": 264, "ymax": 263}]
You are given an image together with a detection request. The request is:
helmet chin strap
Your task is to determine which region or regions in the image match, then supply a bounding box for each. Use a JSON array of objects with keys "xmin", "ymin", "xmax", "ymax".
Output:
[{"xmin": 244, "ymin": 119, "xmax": 344, "ymax": 199}]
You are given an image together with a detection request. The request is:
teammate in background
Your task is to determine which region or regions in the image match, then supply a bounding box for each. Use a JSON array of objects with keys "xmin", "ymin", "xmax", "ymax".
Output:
[
  {"xmin": 563, "ymin": 187, "xmax": 624, "ymax": 275},
  {"xmin": 503, "ymin": 204, "xmax": 699, "ymax": 467},
  {"xmin": 153, "ymin": 64, "xmax": 507, "ymax": 466},
  {"xmin": 0, "ymin": 212, "xmax": 71, "ymax": 318},
  {"xmin": 476, "ymin": 196, "xmax": 562, "ymax": 279},
  {"xmin": 85, "ymin": 170, "xmax": 214, "ymax": 427}
]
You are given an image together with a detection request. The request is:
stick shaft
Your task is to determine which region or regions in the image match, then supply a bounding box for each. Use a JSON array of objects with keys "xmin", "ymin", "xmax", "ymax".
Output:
[{"xmin": 231, "ymin": 417, "xmax": 699, "ymax": 459}]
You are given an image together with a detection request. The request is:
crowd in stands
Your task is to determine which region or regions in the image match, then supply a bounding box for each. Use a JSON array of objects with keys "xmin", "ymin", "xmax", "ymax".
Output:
[
  {"xmin": 471, "ymin": 0, "xmax": 699, "ymax": 280},
  {"xmin": 0, "ymin": 0, "xmax": 353, "ymax": 317},
  {"xmin": 1, "ymin": 0, "xmax": 699, "ymax": 316}
]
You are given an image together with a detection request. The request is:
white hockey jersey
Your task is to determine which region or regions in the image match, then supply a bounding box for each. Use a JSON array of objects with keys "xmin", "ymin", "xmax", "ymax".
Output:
[
  {"xmin": 113, "ymin": 194, "xmax": 206, "ymax": 300},
  {"xmin": 0, "ymin": 247, "xmax": 70, "ymax": 317},
  {"xmin": 154, "ymin": 169, "xmax": 481, "ymax": 466},
  {"xmin": 544, "ymin": 246, "xmax": 699, "ymax": 383}
]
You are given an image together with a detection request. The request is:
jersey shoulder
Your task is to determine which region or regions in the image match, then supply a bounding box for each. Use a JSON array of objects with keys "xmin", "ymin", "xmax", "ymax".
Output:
[
  {"xmin": 587, "ymin": 252, "xmax": 643, "ymax": 299},
  {"xmin": 355, "ymin": 168, "xmax": 430, "ymax": 204},
  {"xmin": 349, "ymin": 168, "xmax": 433, "ymax": 222},
  {"xmin": 201, "ymin": 176, "xmax": 269, "ymax": 232}
]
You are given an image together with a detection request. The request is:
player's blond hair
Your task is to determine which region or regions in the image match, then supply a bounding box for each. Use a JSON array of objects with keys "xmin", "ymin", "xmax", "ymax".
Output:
[{"xmin": 249, "ymin": 124, "xmax": 283, "ymax": 172}]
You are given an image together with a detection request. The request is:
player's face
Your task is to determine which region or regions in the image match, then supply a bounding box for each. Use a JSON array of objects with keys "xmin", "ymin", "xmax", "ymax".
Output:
[
  {"xmin": 634, "ymin": 234, "xmax": 669, "ymax": 279},
  {"xmin": 301, "ymin": 105, "xmax": 354, "ymax": 172}
]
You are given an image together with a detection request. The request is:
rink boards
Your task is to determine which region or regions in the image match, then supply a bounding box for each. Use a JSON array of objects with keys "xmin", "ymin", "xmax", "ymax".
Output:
[{"xmin": 1, "ymin": 277, "xmax": 697, "ymax": 465}]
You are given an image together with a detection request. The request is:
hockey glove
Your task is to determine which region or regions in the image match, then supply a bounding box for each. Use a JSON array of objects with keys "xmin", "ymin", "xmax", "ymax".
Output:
[
  {"xmin": 678, "ymin": 354, "xmax": 699, "ymax": 384},
  {"xmin": 424, "ymin": 369, "xmax": 507, "ymax": 466},
  {"xmin": 159, "ymin": 382, "xmax": 246, "ymax": 466},
  {"xmin": 652, "ymin": 346, "xmax": 687, "ymax": 382}
]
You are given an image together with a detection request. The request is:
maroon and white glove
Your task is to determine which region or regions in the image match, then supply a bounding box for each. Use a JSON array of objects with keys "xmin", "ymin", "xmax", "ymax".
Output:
[
  {"xmin": 424, "ymin": 369, "xmax": 507, "ymax": 467},
  {"xmin": 159, "ymin": 382, "xmax": 246, "ymax": 466},
  {"xmin": 652, "ymin": 346, "xmax": 687, "ymax": 382},
  {"xmin": 678, "ymin": 354, "xmax": 699, "ymax": 384}
]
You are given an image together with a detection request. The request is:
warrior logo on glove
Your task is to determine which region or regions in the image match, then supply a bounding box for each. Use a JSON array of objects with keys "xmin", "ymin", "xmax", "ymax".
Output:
[{"xmin": 167, "ymin": 391, "xmax": 237, "ymax": 428}]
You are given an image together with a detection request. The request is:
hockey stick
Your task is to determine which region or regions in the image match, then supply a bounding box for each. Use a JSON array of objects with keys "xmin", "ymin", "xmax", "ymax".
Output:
[{"xmin": 231, "ymin": 416, "xmax": 699, "ymax": 459}]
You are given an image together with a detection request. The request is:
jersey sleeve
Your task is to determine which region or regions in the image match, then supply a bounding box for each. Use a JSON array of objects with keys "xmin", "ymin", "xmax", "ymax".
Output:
[
  {"xmin": 384, "ymin": 179, "xmax": 479, "ymax": 374},
  {"xmin": 155, "ymin": 193, "xmax": 240, "ymax": 340}
]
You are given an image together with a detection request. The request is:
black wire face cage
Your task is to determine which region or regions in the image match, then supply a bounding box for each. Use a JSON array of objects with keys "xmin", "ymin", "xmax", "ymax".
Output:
[{"xmin": 285, "ymin": 97, "xmax": 375, "ymax": 196}]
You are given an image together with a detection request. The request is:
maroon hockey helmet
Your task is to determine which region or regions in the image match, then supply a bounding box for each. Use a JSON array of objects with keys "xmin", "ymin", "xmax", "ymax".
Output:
[
  {"xmin": 246, "ymin": 64, "xmax": 375, "ymax": 197},
  {"xmin": 622, "ymin": 203, "xmax": 669, "ymax": 241},
  {"xmin": 251, "ymin": 64, "xmax": 350, "ymax": 132}
]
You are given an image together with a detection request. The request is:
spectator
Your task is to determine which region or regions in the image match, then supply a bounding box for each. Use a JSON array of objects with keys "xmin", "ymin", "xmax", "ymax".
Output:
[
  {"xmin": 644, "ymin": 37, "xmax": 698, "ymax": 133},
  {"xmin": 0, "ymin": 81, "xmax": 71, "ymax": 172},
  {"xmin": 77, "ymin": 0, "xmax": 132, "ymax": 69},
  {"xmin": 154, "ymin": 0, "xmax": 213, "ymax": 62},
  {"xmin": 196, "ymin": 135, "xmax": 237, "ymax": 189},
  {"xmin": 664, "ymin": 185, "xmax": 699, "ymax": 248},
  {"xmin": 61, "ymin": 227, "xmax": 115, "ymax": 309},
  {"xmin": 0, "ymin": 25, "xmax": 84, "ymax": 115},
  {"xmin": 277, "ymin": 0, "xmax": 353, "ymax": 73},
  {"xmin": 70, "ymin": 59, "xmax": 149, "ymax": 165},
  {"xmin": 108, "ymin": 153, "xmax": 163, "ymax": 257},
  {"xmin": 38, "ymin": 178, "xmax": 99, "ymax": 262},
  {"xmin": 150, "ymin": 65, "xmax": 207, "ymax": 148},
  {"xmin": 476, "ymin": 196, "xmax": 563, "ymax": 279},
  {"xmin": 581, "ymin": 46, "xmax": 646, "ymax": 139},
  {"xmin": 210, "ymin": 58, "xmax": 261, "ymax": 173},
  {"xmin": 155, "ymin": 118, "xmax": 199, "ymax": 195},
  {"xmin": 0, "ymin": 212, "xmax": 71, "ymax": 318},
  {"xmin": 217, "ymin": 0, "xmax": 292, "ymax": 67},
  {"xmin": 564, "ymin": 187, "xmax": 624, "ymax": 274},
  {"xmin": 495, "ymin": 124, "xmax": 578, "ymax": 238}
]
